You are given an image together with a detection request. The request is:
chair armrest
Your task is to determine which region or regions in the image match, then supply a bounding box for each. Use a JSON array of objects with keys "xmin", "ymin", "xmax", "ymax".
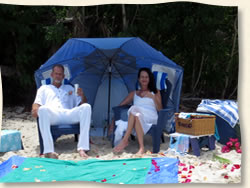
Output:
[
  {"xmin": 112, "ymin": 105, "xmax": 131, "ymax": 121},
  {"xmin": 156, "ymin": 107, "xmax": 175, "ymax": 133}
]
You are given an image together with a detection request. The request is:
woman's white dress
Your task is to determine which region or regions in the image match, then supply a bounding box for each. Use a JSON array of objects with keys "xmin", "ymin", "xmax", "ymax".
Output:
[{"xmin": 114, "ymin": 92, "xmax": 158, "ymax": 146}]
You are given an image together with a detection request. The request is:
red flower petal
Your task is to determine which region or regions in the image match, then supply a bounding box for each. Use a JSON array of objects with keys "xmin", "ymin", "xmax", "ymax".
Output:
[
  {"xmin": 160, "ymin": 152, "xmax": 165, "ymax": 156},
  {"xmin": 182, "ymin": 167, "xmax": 188, "ymax": 171},
  {"xmin": 224, "ymin": 175, "xmax": 229, "ymax": 179},
  {"xmin": 233, "ymin": 164, "xmax": 241, "ymax": 169},
  {"xmin": 148, "ymin": 172, "xmax": 152, "ymax": 174},
  {"xmin": 96, "ymin": 155, "xmax": 99, "ymax": 158},
  {"xmin": 188, "ymin": 170, "xmax": 192, "ymax": 174},
  {"xmin": 181, "ymin": 178, "xmax": 191, "ymax": 183},
  {"xmin": 11, "ymin": 165, "xmax": 18, "ymax": 169},
  {"xmin": 181, "ymin": 175, "xmax": 187, "ymax": 178},
  {"xmin": 101, "ymin": 179, "xmax": 107, "ymax": 182},
  {"xmin": 112, "ymin": 175, "xmax": 116, "ymax": 177},
  {"xmin": 231, "ymin": 167, "xmax": 235, "ymax": 172},
  {"xmin": 123, "ymin": 163, "xmax": 126, "ymax": 165},
  {"xmin": 222, "ymin": 164, "xmax": 228, "ymax": 169},
  {"xmin": 189, "ymin": 165, "xmax": 195, "ymax": 169},
  {"xmin": 179, "ymin": 163, "xmax": 186, "ymax": 166},
  {"xmin": 178, "ymin": 171, "xmax": 182, "ymax": 174},
  {"xmin": 185, "ymin": 179, "xmax": 191, "ymax": 183}
]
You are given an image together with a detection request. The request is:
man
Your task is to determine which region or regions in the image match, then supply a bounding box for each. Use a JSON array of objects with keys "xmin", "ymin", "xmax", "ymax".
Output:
[{"xmin": 31, "ymin": 64, "xmax": 91, "ymax": 159}]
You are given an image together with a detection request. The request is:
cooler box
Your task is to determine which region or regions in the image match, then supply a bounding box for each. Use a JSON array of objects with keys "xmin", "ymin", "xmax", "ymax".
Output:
[{"xmin": 0, "ymin": 130, "xmax": 22, "ymax": 152}]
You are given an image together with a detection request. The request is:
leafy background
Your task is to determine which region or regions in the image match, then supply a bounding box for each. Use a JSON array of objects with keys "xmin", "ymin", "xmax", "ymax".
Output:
[{"xmin": 0, "ymin": 2, "xmax": 238, "ymax": 110}]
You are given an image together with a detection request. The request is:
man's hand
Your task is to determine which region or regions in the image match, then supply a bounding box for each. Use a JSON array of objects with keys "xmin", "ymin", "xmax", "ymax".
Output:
[
  {"xmin": 31, "ymin": 103, "xmax": 41, "ymax": 118},
  {"xmin": 77, "ymin": 88, "xmax": 87, "ymax": 104}
]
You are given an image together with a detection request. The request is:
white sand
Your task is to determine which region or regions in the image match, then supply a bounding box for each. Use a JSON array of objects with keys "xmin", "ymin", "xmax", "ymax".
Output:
[{"xmin": 0, "ymin": 106, "xmax": 241, "ymax": 183}]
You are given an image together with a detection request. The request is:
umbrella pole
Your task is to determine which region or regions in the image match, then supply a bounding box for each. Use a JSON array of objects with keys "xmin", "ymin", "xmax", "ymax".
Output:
[{"xmin": 104, "ymin": 62, "xmax": 112, "ymax": 137}]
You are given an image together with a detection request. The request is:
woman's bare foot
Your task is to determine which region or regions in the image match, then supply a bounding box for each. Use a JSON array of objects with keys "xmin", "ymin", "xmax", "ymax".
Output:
[
  {"xmin": 113, "ymin": 140, "xmax": 129, "ymax": 153},
  {"xmin": 136, "ymin": 148, "xmax": 145, "ymax": 155},
  {"xmin": 79, "ymin": 150, "xmax": 89, "ymax": 158}
]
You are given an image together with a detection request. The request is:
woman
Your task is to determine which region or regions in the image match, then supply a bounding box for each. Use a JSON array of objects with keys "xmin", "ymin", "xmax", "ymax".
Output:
[{"xmin": 113, "ymin": 67, "xmax": 162, "ymax": 154}]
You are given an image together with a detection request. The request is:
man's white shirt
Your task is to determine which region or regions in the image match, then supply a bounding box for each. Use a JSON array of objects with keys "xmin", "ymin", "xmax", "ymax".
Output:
[{"xmin": 34, "ymin": 84, "xmax": 81, "ymax": 109}]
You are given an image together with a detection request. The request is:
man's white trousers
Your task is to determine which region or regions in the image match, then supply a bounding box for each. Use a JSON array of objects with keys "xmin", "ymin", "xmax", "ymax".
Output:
[{"xmin": 38, "ymin": 103, "xmax": 91, "ymax": 154}]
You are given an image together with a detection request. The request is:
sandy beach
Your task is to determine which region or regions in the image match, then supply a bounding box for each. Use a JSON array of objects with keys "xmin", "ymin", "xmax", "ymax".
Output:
[{"xmin": 0, "ymin": 106, "xmax": 241, "ymax": 184}]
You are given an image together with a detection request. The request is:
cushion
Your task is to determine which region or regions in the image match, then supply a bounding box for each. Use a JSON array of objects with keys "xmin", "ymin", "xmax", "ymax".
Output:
[
  {"xmin": 41, "ymin": 78, "xmax": 70, "ymax": 85},
  {"xmin": 153, "ymin": 71, "xmax": 168, "ymax": 90}
]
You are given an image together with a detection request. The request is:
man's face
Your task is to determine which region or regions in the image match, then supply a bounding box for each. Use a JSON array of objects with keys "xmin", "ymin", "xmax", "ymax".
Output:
[{"xmin": 51, "ymin": 66, "xmax": 65, "ymax": 84}]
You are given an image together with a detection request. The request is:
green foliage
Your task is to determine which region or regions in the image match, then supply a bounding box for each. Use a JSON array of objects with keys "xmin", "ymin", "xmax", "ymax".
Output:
[{"xmin": 0, "ymin": 2, "xmax": 239, "ymax": 106}]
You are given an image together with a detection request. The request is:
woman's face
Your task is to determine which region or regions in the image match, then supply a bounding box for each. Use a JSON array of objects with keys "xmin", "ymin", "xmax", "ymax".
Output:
[{"xmin": 139, "ymin": 70, "xmax": 150, "ymax": 87}]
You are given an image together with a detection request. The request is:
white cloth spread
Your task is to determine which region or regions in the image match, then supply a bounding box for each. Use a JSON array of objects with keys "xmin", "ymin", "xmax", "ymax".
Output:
[{"xmin": 114, "ymin": 92, "xmax": 158, "ymax": 146}]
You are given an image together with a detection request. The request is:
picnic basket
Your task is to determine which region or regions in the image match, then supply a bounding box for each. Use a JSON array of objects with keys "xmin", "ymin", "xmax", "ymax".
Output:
[{"xmin": 175, "ymin": 113, "xmax": 216, "ymax": 136}]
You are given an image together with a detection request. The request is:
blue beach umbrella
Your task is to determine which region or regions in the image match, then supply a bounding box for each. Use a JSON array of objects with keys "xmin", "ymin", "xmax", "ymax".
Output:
[{"xmin": 34, "ymin": 37, "xmax": 183, "ymax": 130}]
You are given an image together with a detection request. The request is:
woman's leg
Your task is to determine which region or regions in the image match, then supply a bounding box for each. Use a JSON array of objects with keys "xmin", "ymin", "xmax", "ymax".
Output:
[
  {"xmin": 113, "ymin": 113, "xmax": 136, "ymax": 152},
  {"xmin": 134, "ymin": 116, "xmax": 145, "ymax": 154}
]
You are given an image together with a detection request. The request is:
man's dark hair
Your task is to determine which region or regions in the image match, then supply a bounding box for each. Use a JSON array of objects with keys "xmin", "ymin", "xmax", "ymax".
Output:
[{"xmin": 52, "ymin": 64, "xmax": 65, "ymax": 72}]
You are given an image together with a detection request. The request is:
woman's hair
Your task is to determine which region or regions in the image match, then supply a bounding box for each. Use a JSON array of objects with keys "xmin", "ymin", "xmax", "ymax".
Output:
[{"xmin": 137, "ymin": 67, "xmax": 157, "ymax": 94}]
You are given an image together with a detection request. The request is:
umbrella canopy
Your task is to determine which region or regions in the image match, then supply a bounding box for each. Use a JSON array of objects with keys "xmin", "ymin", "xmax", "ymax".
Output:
[{"xmin": 34, "ymin": 37, "xmax": 183, "ymax": 129}]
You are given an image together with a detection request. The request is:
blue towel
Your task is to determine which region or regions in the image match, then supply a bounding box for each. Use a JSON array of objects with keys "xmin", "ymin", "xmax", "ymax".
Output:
[
  {"xmin": 197, "ymin": 99, "xmax": 239, "ymax": 128},
  {"xmin": 169, "ymin": 135, "xmax": 189, "ymax": 155}
]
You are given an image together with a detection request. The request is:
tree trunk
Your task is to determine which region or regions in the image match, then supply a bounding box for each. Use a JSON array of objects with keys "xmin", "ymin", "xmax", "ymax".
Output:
[
  {"xmin": 122, "ymin": 4, "xmax": 127, "ymax": 31},
  {"xmin": 193, "ymin": 53, "xmax": 207, "ymax": 92},
  {"xmin": 191, "ymin": 46, "xmax": 197, "ymax": 93},
  {"xmin": 221, "ymin": 16, "xmax": 238, "ymax": 98}
]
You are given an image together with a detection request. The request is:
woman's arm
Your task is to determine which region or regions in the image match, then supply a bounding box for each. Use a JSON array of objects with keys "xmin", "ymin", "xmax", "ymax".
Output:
[
  {"xmin": 145, "ymin": 90, "xmax": 162, "ymax": 111},
  {"xmin": 119, "ymin": 91, "xmax": 135, "ymax": 106},
  {"xmin": 154, "ymin": 90, "xmax": 163, "ymax": 111}
]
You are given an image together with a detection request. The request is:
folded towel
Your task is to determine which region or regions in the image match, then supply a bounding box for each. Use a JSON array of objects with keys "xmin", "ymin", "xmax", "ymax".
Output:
[
  {"xmin": 197, "ymin": 99, "xmax": 239, "ymax": 128},
  {"xmin": 178, "ymin": 112, "xmax": 191, "ymax": 119}
]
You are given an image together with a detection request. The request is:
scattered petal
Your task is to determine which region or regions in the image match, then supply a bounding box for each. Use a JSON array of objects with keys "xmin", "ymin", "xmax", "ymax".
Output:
[
  {"xmin": 23, "ymin": 168, "xmax": 32, "ymax": 171},
  {"xmin": 233, "ymin": 164, "xmax": 241, "ymax": 169},
  {"xmin": 34, "ymin": 178, "xmax": 41, "ymax": 182},
  {"xmin": 189, "ymin": 165, "xmax": 195, "ymax": 169},
  {"xmin": 224, "ymin": 175, "xmax": 229, "ymax": 179},
  {"xmin": 181, "ymin": 175, "xmax": 187, "ymax": 178},
  {"xmin": 112, "ymin": 175, "xmax": 116, "ymax": 177},
  {"xmin": 11, "ymin": 165, "xmax": 18, "ymax": 169},
  {"xmin": 222, "ymin": 164, "xmax": 228, "ymax": 169},
  {"xmin": 101, "ymin": 179, "xmax": 107, "ymax": 182},
  {"xmin": 182, "ymin": 167, "xmax": 188, "ymax": 171},
  {"xmin": 179, "ymin": 163, "xmax": 186, "ymax": 166},
  {"xmin": 123, "ymin": 163, "xmax": 126, "ymax": 165},
  {"xmin": 35, "ymin": 165, "xmax": 43, "ymax": 168},
  {"xmin": 40, "ymin": 169, "xmax": 46, "ymax": 172},
  {"xmin": 182, "ymin": 179, "xmax": 191, "ymax": 183}
]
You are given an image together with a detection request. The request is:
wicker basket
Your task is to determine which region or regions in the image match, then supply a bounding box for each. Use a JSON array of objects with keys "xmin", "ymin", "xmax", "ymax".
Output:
[{"xmin": 175, "ymin": 113, "xmax": 216, "ymax": 136}]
